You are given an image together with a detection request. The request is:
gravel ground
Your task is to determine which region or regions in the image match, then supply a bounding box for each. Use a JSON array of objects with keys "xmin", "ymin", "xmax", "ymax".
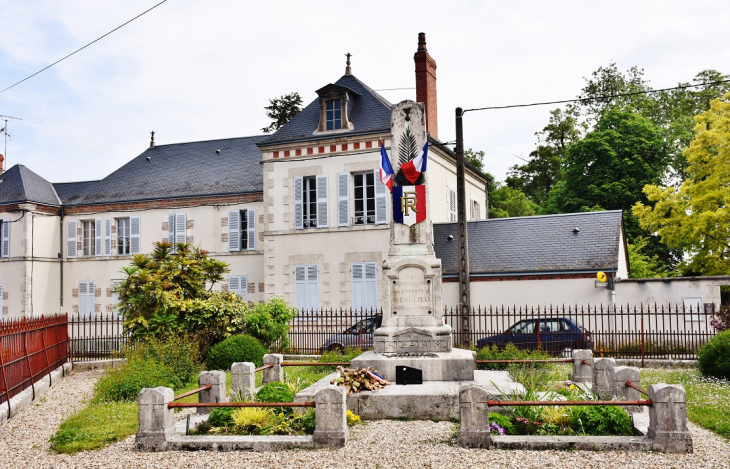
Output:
[{"xmin": 1, "ymin": 370, "xmax": 729, "ymax": 469}]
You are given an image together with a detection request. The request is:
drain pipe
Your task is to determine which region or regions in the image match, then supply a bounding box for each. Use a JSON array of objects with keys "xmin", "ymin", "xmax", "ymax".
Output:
[{"xmin": 59, "ymin": 206, "xmax": 64, "ymax": 312}]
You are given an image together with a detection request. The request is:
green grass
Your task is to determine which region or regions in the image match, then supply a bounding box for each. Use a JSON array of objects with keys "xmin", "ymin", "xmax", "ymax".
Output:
[
  {"xmin": 641, "ymin": 368, "xmax": 730, "ymax": 438},
  {"xmin": 50, "ymin": 401, "xmax": 138, "ymax": 453}
]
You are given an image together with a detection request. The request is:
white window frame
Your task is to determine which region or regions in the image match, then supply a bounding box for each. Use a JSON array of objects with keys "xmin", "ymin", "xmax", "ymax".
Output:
[
  {"xmin": 1, "ymin": 219, "xmax": 9, "ymax": 258},
  {"xmin": 168, "ymin": 213, "xmax": 186, "ymax": 251},
  {"xmin": 229, "ymin": 275, "xmax": 249, "ymax": 302},
  {"xmin": 295, "ymin": 264, "xmax": 319, "ymax": 318},
  {"xmin": 353, "ymin": 172, "xmax": 376, "ymax": 226},
  {"xmin": 78, "ymin": 281, "xmax": 96, "ymax": 317},
  {"xmin": 116, "ymin": 218, "xmax": 131, "ymax": 255},
  {"xmin": 81, "ymin": 220, "xmax": 97, "ymax": 257},
  {"xmin": 294, "ymin": 176, "xmax": 328, "ymax": 229},
  {"xmin": 352, "ymin": 262, "xmax": 377, "ymax": 313},
  {"xmin": 448, "ymin": 188, "xmax": 457, "ymax": 222},
  {"xmin": 228, "ymin": 209, "xmax": 256, "ymax": 252},
  {"xmin": 67, "ymin": 220, "xmax": 78, "ymax": 259}
]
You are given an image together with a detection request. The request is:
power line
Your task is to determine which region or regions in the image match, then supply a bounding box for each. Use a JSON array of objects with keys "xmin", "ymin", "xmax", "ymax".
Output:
[
  {"xmin": 463, "ymin": 79, "xmax": 730, "ymax": 113},
  {"xmin": 0, "ymin": 1, "xmax": 168, "ymax": 95}
]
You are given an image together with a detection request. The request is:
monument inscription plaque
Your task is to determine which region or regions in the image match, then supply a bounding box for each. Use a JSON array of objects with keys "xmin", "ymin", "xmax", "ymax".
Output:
[{"xmin": 392, "ymin": 267, "xmax": 431, "ymax": 316}]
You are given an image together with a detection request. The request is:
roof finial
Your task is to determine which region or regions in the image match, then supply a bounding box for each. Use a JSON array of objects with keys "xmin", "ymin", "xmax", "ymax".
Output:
[
  {"xmin": 345, "ymin": 52, "xmax": 352, "ymax": 75},
  {"xmin": 150, "ymin": 130, "xmax": 155, "ymax": 148}
]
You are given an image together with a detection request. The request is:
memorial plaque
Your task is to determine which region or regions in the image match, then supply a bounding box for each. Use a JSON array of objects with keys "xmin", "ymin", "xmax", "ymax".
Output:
[{"xmin": 392, "ymin": 267, "xmax": 431, "ymax": 316}]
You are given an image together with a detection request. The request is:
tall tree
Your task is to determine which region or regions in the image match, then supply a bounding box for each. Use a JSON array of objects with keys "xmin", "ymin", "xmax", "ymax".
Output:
[
  {"xmin": 633, "ymin": 93, "xmax": 730, "ymax": 276},
  {"xmin": 487, "ymin": 172, "xmax": 538, "ymax": 219},
  {"xmin": 261, "ymin": 92, "xmax": 303, "ymax": 133},
  {"xmin": 464, "ymin": 148, "xmax": 485, "ymax": 173}
]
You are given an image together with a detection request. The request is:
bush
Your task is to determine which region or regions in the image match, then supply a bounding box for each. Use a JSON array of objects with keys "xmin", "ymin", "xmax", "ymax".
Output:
[
  {"xmin": 300, "ymin": 410, "xmax": 316, "ymax": 434},
  {"xmin": 488, "ymin": 412, "xmax": 515, "ymax": 435},
  {"xmin": 476, "ymin": 343, "xmax": 551, "ymax": 370},
  {"xmin": 698, "ymin": 329, "xmax": 730, "ymax": 380},
  {"xmin": 245, "ymin": 296, "xmax": 297, "ymax": 349},
  {"xmin": 570, "ymin": 405, "xmax": 633, "ymax": 436},
  {"xmin": 206, "ymin": 334, "xmax": 267, "ymax": 370},
  {"xmin": 95, "ymin": 357, "xmax": 181, "ymax": 402},
  {"xmin": 130, "ymin": 335, "xmax": 202, "ymax": 385},
  {"xmin": 256, "ymin": 382, "xmax": 294, "ymax": 415},
  {"xmin": 208, "ymin": 407, "xmax": 236, "ymax": 428}
]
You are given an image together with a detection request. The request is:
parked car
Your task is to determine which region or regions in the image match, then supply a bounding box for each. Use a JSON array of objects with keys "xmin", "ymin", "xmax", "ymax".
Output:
[
  {"xmin": 320, "ymin": 315, "xmax": 383, "ymax": 352},
  {"xmin": 475, "ymin": 318, "xmax": 592, "ymax": 352}
]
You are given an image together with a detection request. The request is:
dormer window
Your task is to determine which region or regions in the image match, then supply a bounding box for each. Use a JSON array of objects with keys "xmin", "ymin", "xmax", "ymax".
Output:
[
  {"xmin": 315, "ymin": 84, "xmax": 359, "ymax": 133},
  {"xmin": 326, "ymin": 99, "xmax": 342, "ymax": 130}
]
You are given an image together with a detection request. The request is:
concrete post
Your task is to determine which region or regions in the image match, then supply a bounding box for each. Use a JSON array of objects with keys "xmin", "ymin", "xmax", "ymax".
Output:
[
  {"xmin": 197, "ymin": 370, "xmax": 227, "ymax": 414},
  {"xmin": 457, "ymin": 384, "xmax": 492, "ymax": 448},
  {"xmin": 646, "ymin": 384, "xmax": 692, "ymax": 453},
  {"xmin": 572, "ymin": 349, "xmax": 593, "ymax": 383},
  {"xmin": 231, "ymin": 362, "xmax": 256, "ymax": 396},
  {"xmin": 263, "ymin": 354, "xmax": 283, "ymax": 384},
  {"xmin": 613, "ymin": 366, "xmax": 642, "ymax": 411},
  {"xmin": 592, "ymin": 358, "xmax": 616, "ymax": 399},
  {"xmin": 135, "ymin": 387, "xmax": 175, "ymax": 451},
  {"xmin": 312, "ymin": 385, "xmax": 348, "ymax": 448}
]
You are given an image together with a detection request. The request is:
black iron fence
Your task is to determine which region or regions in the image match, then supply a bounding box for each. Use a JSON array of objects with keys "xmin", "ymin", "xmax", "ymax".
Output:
[{"xmin": 68, "ymin": 314, "xmax": 130, "ymax": 362}]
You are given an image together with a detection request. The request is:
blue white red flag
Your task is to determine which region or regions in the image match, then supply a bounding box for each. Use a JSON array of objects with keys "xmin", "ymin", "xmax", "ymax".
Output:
[
  {"xmin": 392, "ymin": 185, "xmax": 426, "ymax": 226},
  {"xmin": 400, "ymin": 140, "xmax": 429, "ymax": 184},
  {"xmin": 379, "ymin": 142, "xmax": 394, "ymax": 192}
]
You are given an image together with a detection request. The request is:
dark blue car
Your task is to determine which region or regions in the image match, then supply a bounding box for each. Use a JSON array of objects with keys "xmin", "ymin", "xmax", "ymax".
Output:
[{"xmin": 475, "ymin": 317, "xmax": 592, "ymax": 352}]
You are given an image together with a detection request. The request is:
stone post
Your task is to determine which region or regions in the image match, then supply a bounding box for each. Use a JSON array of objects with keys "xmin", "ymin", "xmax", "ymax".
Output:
[
  {"xmin": 646, "ymin": 384, "xmax": 692, "ymax": 453},
  {"xmin": 312, "ymin": 385, "xmax": 348, "ymax": 448},
  {"xmin": 613, "ymin": 366, "xmax": 642, "ymax": 412},
  {"xmin": 592, "ymin": 358, "xmax": 616, "ymax": 399},
  {"xmin": 457, "ymin": 384, "xmax": 492, "ymax": 448},
  {"xmin": 197, "ymin": 370, "xmax": 227, "ymax": 414},
  {"xmin": 231, "ymin": 362, "xmax": 256, "ymax": 396},
  {"xmin": 572, "ymin": 349, "xmax": 593, "ymax": 383},
  {"xmin": 263, "ymin": 354, "xmax": 283, "ymax": 384},
  {"xmin": 135, "ymin": 387, "xmax": 175, "ymax": 451}
]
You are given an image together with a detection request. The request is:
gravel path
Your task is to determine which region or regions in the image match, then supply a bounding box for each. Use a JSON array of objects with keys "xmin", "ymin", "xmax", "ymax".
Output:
[{"xmin": 1, "ymin": 370, "xmax": 728, "ymax": 469}]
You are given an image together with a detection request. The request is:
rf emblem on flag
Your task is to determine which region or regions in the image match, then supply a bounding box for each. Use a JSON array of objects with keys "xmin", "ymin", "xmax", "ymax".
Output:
[{"xmin": 393, "ymin": 185, "xmax": 426, "ymax": 226}]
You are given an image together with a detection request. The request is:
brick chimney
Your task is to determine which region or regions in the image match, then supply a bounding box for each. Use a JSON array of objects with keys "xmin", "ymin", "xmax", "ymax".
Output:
[
  {"xmin": 414, "ymin": 32, "xmax": 438, "ymax": 139},
  {"xmin": 0, "ymin": 154, "xmax": 4, "ymax": 174}
]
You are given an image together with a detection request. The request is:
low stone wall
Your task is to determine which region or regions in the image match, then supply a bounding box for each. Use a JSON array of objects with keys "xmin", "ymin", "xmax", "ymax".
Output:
[{"xmin": 0, "ymin": 362, "xmax": 73, "ymax": 428}]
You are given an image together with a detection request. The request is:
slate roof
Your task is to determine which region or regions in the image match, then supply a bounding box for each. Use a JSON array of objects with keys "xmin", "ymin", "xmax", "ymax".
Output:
[
  {"xmin": 0, "ymin": 165, "xmax": 61, "ymax": 206},
  {"xmin": 259, "ymin": 73, "xmax": 392, "ymax": 146},
  {"xmin": 54, "ymin": 135, "xmax": 267, "ymax": 205},
  {"xmin": 434, "ymin": 211, "xmax": 624, "ymax": 275}
]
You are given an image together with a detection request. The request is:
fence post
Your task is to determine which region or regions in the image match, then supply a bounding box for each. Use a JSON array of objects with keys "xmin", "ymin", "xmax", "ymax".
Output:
[
  {"xmin": 263, "ymin": 354, "xmax": 283, "ymax": 384},
  {"xmin": 135, "ymin": 387, "xmax": 175, "ymax": 451},
  {"xmin": 312, "ymin": 385, "xmax": 348, "ymax": 448},
  {"xmin": 572, "ymin": 349, "xmax": 593, "ymax": 383},
  {"xmin": 197, "ymin": 371, "xmax": 227, "ymax": 414},
  {"xmin": 231, "ymin": 362, "xmax": 256, "ymax": 396},
  {"xmin": 457, "ymin": 384, "xmax": 492, "ymax": 448},
  {"xmin": 646, "ymin": 384, "xmax": 692, "ymax": 453},
  {"xmin": 592, "ymin": 358, "xmax": 616, "ymax": 399}
]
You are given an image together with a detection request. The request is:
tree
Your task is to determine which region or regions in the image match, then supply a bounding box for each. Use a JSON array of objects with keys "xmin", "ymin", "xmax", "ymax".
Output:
[
  {"xmin": 633, "ymin": 93, "xmax": 730, "ymax": 276},
  {"xmin": 116, "ymin": 242, "xmax": 248, "ymax": 345},
  {"xmin": 627, "ymin": 237, "xmax": 672, "ymax": 279},
  {"xmin": 577, "ymin": 62, "xmax": 654, "ymax": 124},
  {"xmin": 261, "ymin": 92, "xmax": 303, "ymax": 133},
  {"xmin": 464, "ymin": 148, "xmax": 485, "ymax": 173},
  {"xmin": 487, "ymin": 177, "xmax": 538, "ymax": 219}
]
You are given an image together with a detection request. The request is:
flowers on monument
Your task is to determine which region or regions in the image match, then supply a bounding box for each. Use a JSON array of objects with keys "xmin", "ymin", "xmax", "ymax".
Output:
[
  {"xmin": 379, "ymin": 141, "xmax": 394, "ymax": 192},
  {"xmin": 400, "ymin": 140, "xmax": 429, "ymax": 184}
]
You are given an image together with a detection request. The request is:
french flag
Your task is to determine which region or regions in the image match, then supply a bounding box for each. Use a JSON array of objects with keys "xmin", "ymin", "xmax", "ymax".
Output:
[
  {"xmin": 400, "ymin": 140, "xmax": 429, "ymax": 184},
  {"xmin": 379, "ymin": 142, "xmax": 394, "ymax": 192}
]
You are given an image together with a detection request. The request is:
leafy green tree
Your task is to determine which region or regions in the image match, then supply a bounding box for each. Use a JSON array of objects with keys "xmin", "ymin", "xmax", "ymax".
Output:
[
  {"xmin": 245, "ymin": 296, "xmax": 297, "ymax": 349},
  {"xmin": 488, "ymin": 178, "xmax": 538, "ymax": 219},
  {"xmin": 261, "ymin": 92, "xmax": 303, "ymax": 133},
  {"xmin": 633, "ymin": 93, "xmax": 730, "ymax": 275},
  {"xmin": 116, "ymin": 242, "xmax": 248, "ymax": 345},
  {"xmin": 464, "ymin": 148, "xmax": 485, "ymax": 173},
  {"xmin": 577, "ymin": 62, "xmax": 655, "ymax": 124},
  {"xmin": 627, "ymin": 237, "xmax": 673, "ymax": 278}
]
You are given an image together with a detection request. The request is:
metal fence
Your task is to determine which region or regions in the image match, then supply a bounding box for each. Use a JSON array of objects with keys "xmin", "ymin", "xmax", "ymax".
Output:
[
  {"xmin": 68, "ymin": 314, "xmax": 130, "ymax": 362},
  {"xmin": 0, "ymin": 315, "xmax": 69, "ymax": 412},
  {"xmin": 283, "ymin": 308, "xmax": 382, "ymax": 354}
]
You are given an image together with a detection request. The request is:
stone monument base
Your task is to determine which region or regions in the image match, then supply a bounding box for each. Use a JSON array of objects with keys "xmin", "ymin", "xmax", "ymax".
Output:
[{"xmin": 350, "ymin": 348, "xmax": 475, "ymax": 382}]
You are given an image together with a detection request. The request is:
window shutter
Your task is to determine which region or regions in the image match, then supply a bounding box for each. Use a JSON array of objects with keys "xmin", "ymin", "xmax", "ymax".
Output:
[
  {"xmin": 129, "ymin": 216, "xmax": 141, "ymax": 254},
  {"xmin": 104, "ymin": 218, "xmax": 112, "ymax": 256},
  {"xmin": 364, "ymin": 262, "xmax": 378, "ymax": 311},
  {"xmin": 449, "ymin": 189, "xmax": 457, "ymax": 222},
  {"xmin": 337, "ymin": 172, "xmax": 350, "ymax": 227},
  {"xmin": 87, "ymin": 281, "xmax": 96, "ymax": 318},
  {"xmin": 316, "ymin": 175, "xmax": 328, "ymax": 228},
  {"xmin": 306, "ymin": 265, "xmax": 319, "ymax": 312},
  {"xmin": 67, "ymin": 220, "xmax": 77, "ymax": 258},
  {"xmin": 175, "ymin": 213, "xmax": 187, "ymax": 244},
  {"xmin": 78, "ymin": 282, "xmax": 87, "ymax": 316},
  {"xmin": 474, "ymin": 201, "xmax": 480, "ymax": 220},
  {"xmin": 374, "ymin": 169, "xmax": 388, "ymax": 225},
  {"xmin": 294, "ymin": 177, "xmax": 303, "ymax": 230},
  {"xmin": 229, "ymin": 276, "xmax": 248, "ymax": 301},
  {"xmin": 247, "ymin": 209, "xmax": 256, "ymax": 251},
  {"xmin": 167, "ymin": 214, "xmax": 175, "ymax": 245},
  {"xmin": 1, "ymin": 220, "xmax": 9, "ymax": 258},
  {"xmin": 228, "ymin": 210, "xmax": 240, "ymax": 251},
  {"xmin": 94, "ymin": 219, "xmax": 102, "ymax": 256},
  {"xmin": 228, "ymin": 276, "xmax": 239, "ymax": 294},
  {"xmin": 0, "ymin": 284, "xmax": 3, "ymax": 319},
  {"xmin": 352, "ymin": 263, "xmax": 364, "ymax": 311},
  {"xmin": 295, "ymin": 265, "xmax": 306, "ymax": 312}
]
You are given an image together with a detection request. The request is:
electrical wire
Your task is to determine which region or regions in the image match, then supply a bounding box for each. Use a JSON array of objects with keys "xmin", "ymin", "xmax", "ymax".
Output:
[
  {"xmin": 463, "ymin": 79, "xmax": 730, "ymax": 113},
  {"xmin": 0, "ymin": 1, "xmax": 168, "ymax": 95}
]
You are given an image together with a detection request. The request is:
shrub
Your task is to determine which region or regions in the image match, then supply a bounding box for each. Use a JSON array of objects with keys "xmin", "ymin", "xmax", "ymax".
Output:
[
  {"xmin": 488, "ymin": 413, "xmax": 515, "ymax": 435},
  {"xmin": 698, "ymin": 329, "xmax": 730, "ymax": 380},
  {"xmin": 256, "ymin": 382, "xmax": 294, "ymax": 415},
  {"xmin": 346, "ymin": 409, "xmax": 361, "ymax": 426},
  {"xmin": 300, "ymin": 410, "xmax": 316, "ymax": 434},
  {"xmin": 570, "ymin": 405, "xmax": 633, "ymax": 436},
  {"xmin": 476, "ymin": 343, "xmax": 551, "ymax": 370},
  {"xmin": 208, "ymin": 407, "xmax": 236, "ymax": 428},
  {"xmin": 245, "ymin": 296, "xmax": 297, "ymax": 349},
  {"xmin": 232, "ymin": 407, "xmax": 273, "ymax": 434},
  {"xmin": 95, "ymin": 357, "xmax": 180, "ymax": 402},
  {"xmin": 129, "ymin": 335, "xmax": 202, "ymax": 385},
  {"xmin": 206, "ymin": 334, "xmax": 267, "ymax": 370}
]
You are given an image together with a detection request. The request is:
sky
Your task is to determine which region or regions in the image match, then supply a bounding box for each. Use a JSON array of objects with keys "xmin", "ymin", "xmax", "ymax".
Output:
[{"xmin": 0, "ymin": 0, "xmax": 729, "ymax": 184}]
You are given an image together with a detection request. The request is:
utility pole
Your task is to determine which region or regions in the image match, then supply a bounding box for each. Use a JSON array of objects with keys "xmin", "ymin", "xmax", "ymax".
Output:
[
  {"xmin": 0, "ymin": 114, "xmax": 22, "ymax": 169},
  {"xmin": 455, "ymin": 107, "xmax": 471, "ymax": 346}
]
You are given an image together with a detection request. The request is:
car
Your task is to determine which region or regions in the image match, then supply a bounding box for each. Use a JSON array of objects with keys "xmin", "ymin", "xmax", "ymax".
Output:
[
  {"xmin": 319, "ymin": 315, "xmax": 383, "ymax": 352},
  {"xmin": 475, "ymin": 317, "xmax": 592, "ymax": 352}
]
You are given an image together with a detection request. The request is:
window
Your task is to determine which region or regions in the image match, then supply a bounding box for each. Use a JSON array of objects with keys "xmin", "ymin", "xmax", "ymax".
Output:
[
  {"xmin": 353, "ymin": 173, "xmax": 376, "ymax": 225},
  {"xmin": 111, "ymin": 279, "xmax": 122, "ymax": 317},
  {"xmin": 78, "ymin": 281, "xmax": 95, "ymax": 317},
  {"xmin": 167, "ymin": 213, "xmax": 187, "ymax": 251},
  {"xmin": 228, "ymin": 209, "xmax": 256, "ymax": 251},
  {"xmin": 337, "ymin": 170, "xmax": 388, "ymax": 227},
  {"xmin": 449, "ymin": 189, "xmax": 457, "ymax": 222},
  {"xmin": 82, "ymin": 220, "xmax": 101, "ymax": 257},
  {"xmin": 1, "ymin": 219, "xmax": 9, "ymax": 258},
  {"xmin": 117, "ymin": 218, "xmax": 130, "ymax": 255},
  {"xmin": 295, "ymin": 264, "xmax": 318, "ymax": 316},
  {"xmin": 352, "ymin": 262, "xmax": 377, "ymax": 312},
  {"xmin": 294, "ymin": 175, "xmax": 328, "ymax": 229},
  {"xmin": 471, "ymin": 200, "xmax": 480, "ymax": 220},
  {"xmin": 325, "ymin": 99, "xmax": 341, "ymax": 131},
  {"xmin": 228, "ymin": 275, "xmax": 249, "ymax": 302}
]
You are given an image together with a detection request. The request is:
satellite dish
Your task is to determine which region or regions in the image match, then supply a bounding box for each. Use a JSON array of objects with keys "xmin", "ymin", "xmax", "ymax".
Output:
[{"xmin": 596, "ymin": 271, "xmax": 607, "ymax": 282}]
